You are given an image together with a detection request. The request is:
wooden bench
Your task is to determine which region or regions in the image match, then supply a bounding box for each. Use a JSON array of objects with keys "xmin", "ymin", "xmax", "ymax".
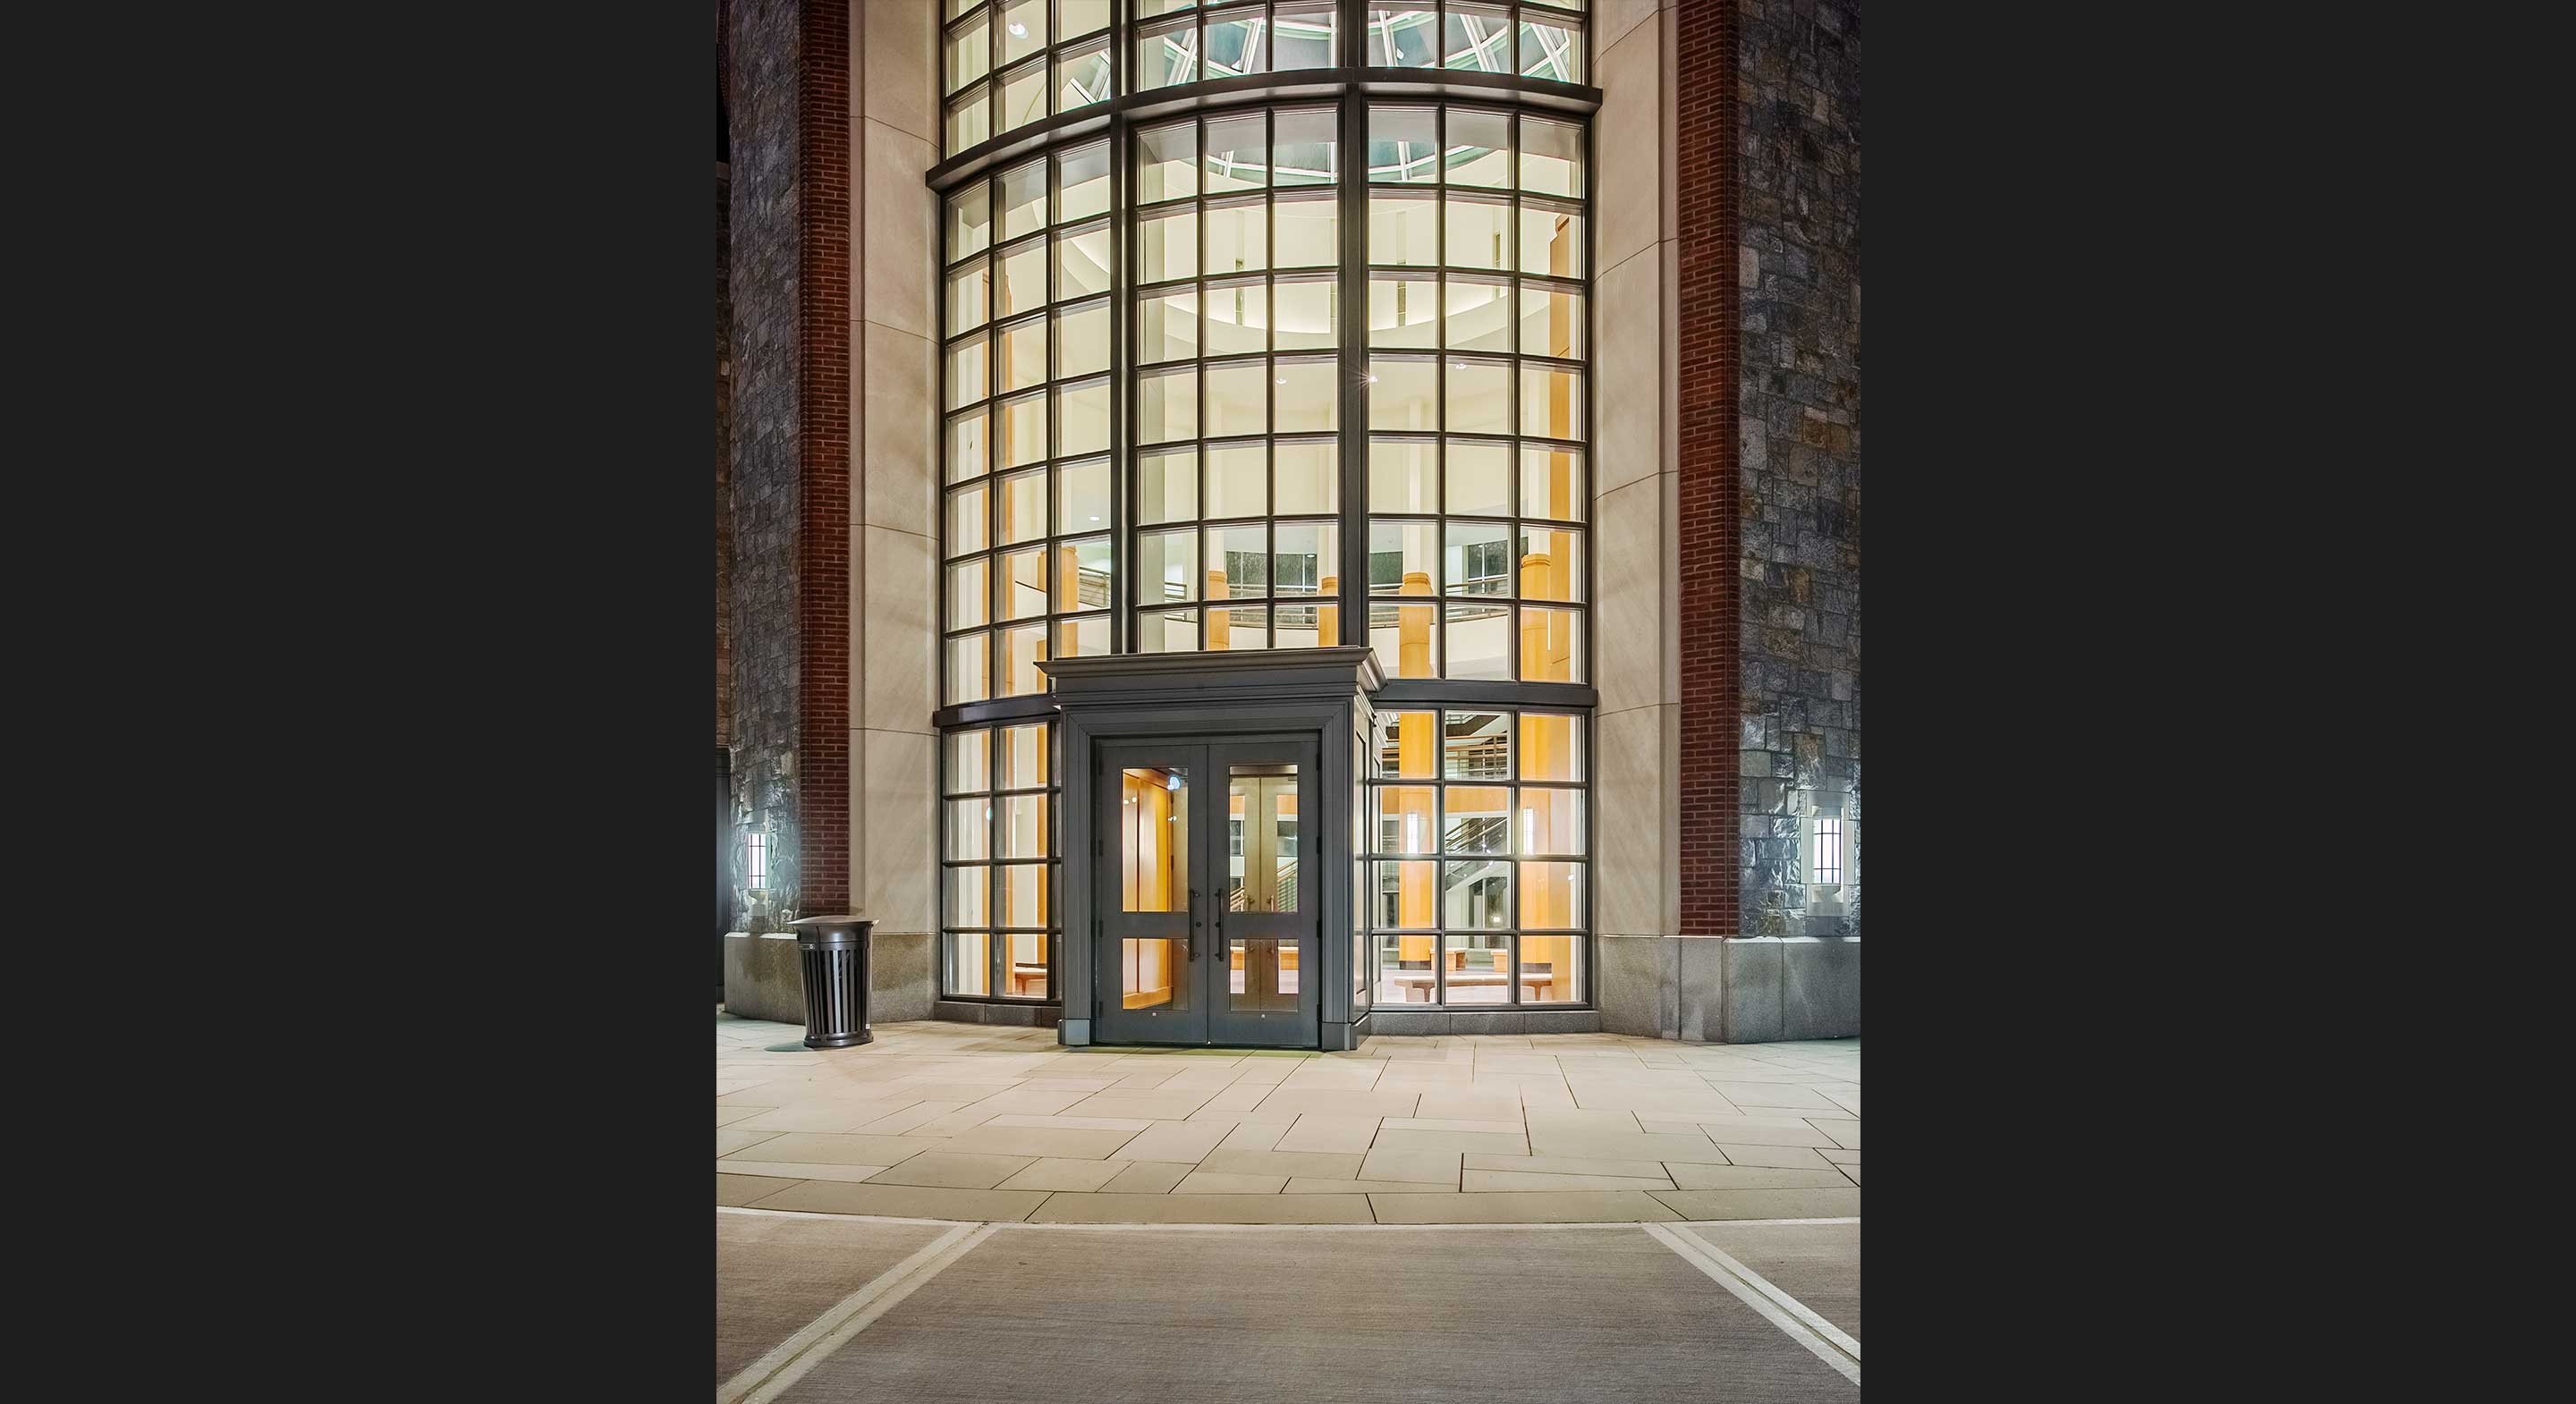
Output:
[{"xmin": 1384, "ymin": 969, "xmax": 1553, "ymax": 1002}]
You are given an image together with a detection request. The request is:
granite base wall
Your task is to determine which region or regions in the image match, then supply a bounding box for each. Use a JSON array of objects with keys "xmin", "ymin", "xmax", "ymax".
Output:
[{"xmin": 1599, "ymin": 935, "xmax": 1858, "ymax": 1044}]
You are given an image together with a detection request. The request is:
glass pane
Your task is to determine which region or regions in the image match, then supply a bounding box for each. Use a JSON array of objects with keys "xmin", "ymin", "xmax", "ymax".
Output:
[
  {"xmin": 1445, "ymin": 358, "xmax": 1512, "ymax": 435},
  {"xmin": 1521, "ymin": 932, "xmax": 1582, "ymax": 1003},
  {"xmin": 1061, "ymin": 0, "xmax": 1111, "ymax": 40},
  {"xmin": 1445, "ymin": 106, "xmax": 1513, "ymax": 183},
  {"xmin": 1273, "ymin": 601, "xmax": 1336, "ymax": 649},
  {"xmin": 1370, "ymin": 437, "xmax": 1436, "ymax": 512},
  {"xmin": 1444, "ymin": 858, "xmax": 1511, "ymax": 931},
  {"xmin": 1204, "ymin": 279, "xmax": 1267, "ymax": 356},
  {"xmin": 1437, "ymin": 442, "xmax": 1506, "ymax": 518},
  {"xmin": 1370, "ymin": 276, "xmax": 1440, "ymax": 347},
  {"xmin": 1445, "ymin": 602, "xmax": 1511, "ymax": 679},
  {"xmin": 1227, "ymin": 765, "xmax": 1301, "ymax": 914},
  {"xmin": 1272, "ymin": 5, "xmax": 1337, "ymax": 71},
  {"xmin": 946, "ymin": 930, "xmax": 992, "ymax": 996},
  {"xmin": 1208, "ymin": 602, "xmax": 1267, "ymax": 650},
  {"xmin": 996, "ymin": 621, "xmax": 1047, "ymax": 694},
  {"xmin": 1229, "ymin": 936, "xmax": 1298, "ymax": 1010},
  {"xmin": 946, "ymin": 409, "xmax": 989, "ymax": 484},
  {"xmin": 945, "ymin": 87, "xmax": 989, "ymax": 156},
  {"xmin": 1055, "ymin": 223, "xmax": 1112, "ymax": 299},
  {"xmin": 1519, "ymin": 606, "xmax": 1583, "ymax": 681},
  {"xmin": 1203, "ymin": 359, "xmax": 1270, "ymax": 437},
  {"xmin": 1519, "ymin": 862, "xmax": 1585, "ymax": 928},
  {"xmin": 1056, "ymin": 612, "xmax": 1111, "ymax": 657},
  {"xmin": 999, "ymin": 862, "xmax": 1049, "ymax": 925},
  {"xmin": 1368, "ymin": 356, "xmax": 1437, "ymax": 430},
  {"xmin": 1206, "ymin": 444, "xmax": 1266, "ymax": 519},
  {"xmin": 1274, "ymin": 279, "xmax": 1338, "ymax": 351},
  {"xmin": 945, "ymin": 729, "xmax": 991, "ymax": 793},
  {"xmin": 999, "ymin": 0, "xmax": 1044, "ymax": 64},
  {"xmin": 1521, "ymin": 116, "xmax": 1584, "ymax": 194},
  {"xmin": 1206, "ymin": 12, "xmax": 1267, "ymax": 78},
  {"xmin": 1517, "ymin": 789, "xmax": 1584, "ymax": 857},
  {"xmin": 947, "ymin": 481, "xmax": 990, "ymax": 555},
  {"xmin": 1137, "ymin": 527, "xmax": 1199, "ymax": 604},
  {"xmin": 1031, "ymin": 546, "xmax": 1082, "ymax": 624},
  {"xmin": 945, "ymin": 335, "xmax": 988, "ymax": 410},
  {"xmin": 1057, "ymin": 42, "xmax": 1112, "ymax": 113},
  {"xmin": 1374, "ymin": 711, "xmax": 1437, "ymax": 780},
  {"xmin": 946, "ymin": 798, "xmax": 991, "ymax": 860},
  {"xmin": 1368, "ymin": 519, "xmax": 1436, "ymax": 593},
  {"xmin": 1001, "ymin": 722, "xmax": 1051, "ymax": 788},
  {"xmin": 1055, "ymin": 300, "xmax": 1110, "ymax": 377},
  {"xmin": 996, "ymin": 547, "xmax": 1046, "ymax": 616},
  {"xmin": 947, "ymin": 258, "xmax": 989, "ymax": 332},
  {"xmin": 1136, "ymin": 19, "xmax": 1199, "ymax": 90},
  {"xmin": 950, "ymin": 866, "xmax": 991, "ymax": 927},
  {"xmin": 1275, "ymin": 358, "xmax": 1339, "ymax": 434},
  {"xmin": 1519, "ymin": 20, "xmax": 1584, "ymax": 84},
  {"xmin": 1444, "ymin": 931, "xmax": 1511, "ymax": 1002},
  {"xmin": 1206, "ymin": 521, "xmax": 1268, "ymax": 597},
  {"xmin": 1057, "ymin": 458, "xmax": 1111, "ymax": 534},
  {"xmin": 1137, "ymin": 122, "xmax": 1198, "ymax": 203},
  {"xmin": 996, "ymin": 238, "xmax": 1048, "ymax": 317},
  {"xmin": 1521, "ymin": 713, "xmax": 1584, "ymax": 781},
  {"xmin": 1521, "ymin": 445, "xmax": 1585, "ymax": 520},
  {"xmin": 1138, "ymin": 606, "xmax": 1200, "ymax": 653},
  {"xmin": 1138, "ymin": 288, "xmax": 1200, "ymax": 363},
  {"xmin": 1120, "ymin": 766, "xmax": 1191, "ymax": 912},
  {"xmin": 1056, "ymin": 377, "xmax": 1111, "ymax": 456},
  {"xmin": 1005, "ymin": 931, "xmax": 1052, "ymax": 999},
  {"xmin": 1136, "ymin": 368, "xmax": 1199, "ymax": 444},
  {"xmin": 999, "ymin": 318, "xmax": 1046, "ymax": 392},
  {"xmin": 1056, "ymin": 143, "xmax": 1110, "ymax": 221},
  {"xmin": 1445, "ymin": 278, "xmax": 1513, "ymax": 352},
  {"xmin": 1445, "ymin": 197, "xmax": 1512, "ymax": 270},
  {"xmin": 1521, "ymin": 365, "xmax": 1586, "ymax": 439},
  {"xmin": 1370, "ymin": 106, "xmax": 1439, "ymax": 182},
  {"xmin": 1274, "ymin": 196, "xmax": 1339, "ymax": 269},
  {"xmin": 1444, "ymin": 786, "xmax": 1508, "ymax": 853},
  {"xmin": 1202, "ymin": 199, "xmax": 1267, "ymax": 275},
  {"xmin": 1521, "ymin": 204, "xmax": 1584, "ymax": 276},
  {"xmin": 998, "ymin": 160, "xmax": 1047, "ymax": 241},
  {"xmin": 1369, "ymin": 600, "xmax": 1437, "ymax": 679},
  {"xmin": 945, "ymin": 11, "xmax": 989, "ymax": 95},
  {"xmin": 1375, "ymin": 859, "xmax": 1436, "ymax": 929},
  {"xmin": 947, "ymin": 559, "xmax": 989, "ymax": 629},
  {"xmin": 1374, "ymin": 784, "xmax": 1437, "ymax": 855},
  {"xmin": 1444, "ymin": 520, "xmax": 1510, "ymax": 595},
  {"xmin": 1275, "ymin": 443, "xmax": 1338, "ymax": 515},
  {"xmin": 1139, "ymin": 448, "xmax": 1199, "ymax": 525},
  {"xmin": 1273, "ymin": 108, "xmax": 1337, "ymax": 186},
  {"xmin": 1000, "ymin": 392, "xmax": 1047, "ymax": 468},
  {"xmin": 1369, "ymin": 194, "xmax": 1439, "ymax": 267},
  {"xmin": 1445, "ymin": 711, "xmax": 1511, "ymax": 777},
  {"xmin": 1122, "ymin": 937, "xmax": 1188, "ymax": 1008},
  {"xmin": 1518, "ymin": 526, "xmax": 1584, "ymax": 602},
  {"xmin": 997, "ymin": 795, "xmax": 1046, "ymax": 858},
  {"xmin": 1138, "ymin": 207, "xmax": 1198, "ymax": 283},
  {"xmin": 946, "ymin": 182, "xmax": 991, "ymax": 260},
  {"xmin": 945, "ymin": 630, "xmax": 990, "ymax": 703},
  {"xmin": 1205, "ymin": 114, "xmax": 1267, "ymax": 192},
  {"xmin": 1367, "ymin": 8, "xmax": 1439, "ymax": 68}
]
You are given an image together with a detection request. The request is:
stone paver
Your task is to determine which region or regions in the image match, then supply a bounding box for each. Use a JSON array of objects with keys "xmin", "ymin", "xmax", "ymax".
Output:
[{"xmin": 715, "ymin": 1015, "xmax": 1858, "ymax": 1224}]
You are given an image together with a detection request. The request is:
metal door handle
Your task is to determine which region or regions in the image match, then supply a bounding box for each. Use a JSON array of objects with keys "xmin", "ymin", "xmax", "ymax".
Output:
[{"xmin": 1188, "ymin": 888, "xmax": 1199, "ymax": 961}]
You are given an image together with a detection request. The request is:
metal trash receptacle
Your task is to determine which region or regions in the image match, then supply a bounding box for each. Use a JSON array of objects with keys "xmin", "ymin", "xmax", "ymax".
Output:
[{"xmin": 784, "ymin": 917, "xmax": 875, "ymax": 1048}]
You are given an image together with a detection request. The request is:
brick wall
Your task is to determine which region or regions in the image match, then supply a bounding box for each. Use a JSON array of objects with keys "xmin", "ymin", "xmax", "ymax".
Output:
[
  {"xmin": 1676, "ymin": 0, "xmax": 1742, "ymax": 937},
  {"xmin": 728, "ymin": 0, "xmax": 803, "ymax": 928},
  {"xmin": 1735, "ymin": 0, "xmax": 1860, "ymax": 934},
  {"xmin": 794, "ymin": 0, "xmax": 852, "ymax": 916}
]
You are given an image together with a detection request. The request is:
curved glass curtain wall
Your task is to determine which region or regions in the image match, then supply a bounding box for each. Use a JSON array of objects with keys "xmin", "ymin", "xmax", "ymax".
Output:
[{"xmin": 936, "ymin": 0, "xmax": 1594, "ymax": 1007}]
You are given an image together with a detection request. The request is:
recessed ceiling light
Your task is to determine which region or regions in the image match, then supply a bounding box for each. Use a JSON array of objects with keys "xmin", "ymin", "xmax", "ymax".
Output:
[{"xmin": 1008, "ymin": 22, "xmax": 1028, "ymax": 38}]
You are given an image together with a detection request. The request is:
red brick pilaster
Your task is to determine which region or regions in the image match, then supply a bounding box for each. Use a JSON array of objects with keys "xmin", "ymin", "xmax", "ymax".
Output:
[
  {"xmin": 796, "ymin": 0, "xmax": 852, "ymax": 912},
  {"xmin": 1676, "ymin": 0, "xmax": 1740, "ymax": 937}
]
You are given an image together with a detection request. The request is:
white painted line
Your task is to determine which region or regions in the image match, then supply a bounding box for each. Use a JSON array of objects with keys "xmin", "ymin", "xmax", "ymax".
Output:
[
  {"xmin": 716, "ymin": 1205, "xmax": 962, "ymax": 1227},
  {"xmin": 1643, "ymin": 1222, "xmax": 1859, "ymax": 1387},
  {"xmin": 1677, "ymin": 1224, "xmax": 1862, "ymax": 1360},
  {"xmin": 717, "ymin": 1222, "xmax": 993, "ymax": 1404}
]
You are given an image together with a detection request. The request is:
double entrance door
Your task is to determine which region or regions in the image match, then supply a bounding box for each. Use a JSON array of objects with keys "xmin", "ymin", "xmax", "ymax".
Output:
[{"xmin": 1095, "ymin": 735, "xmax": 1319, "ymax": 1047}]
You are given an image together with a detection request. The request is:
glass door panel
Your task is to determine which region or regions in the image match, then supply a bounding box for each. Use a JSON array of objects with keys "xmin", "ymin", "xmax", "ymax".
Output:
[{"xmin": 1097, "ymin": 747, "xmax": 1208, "ymax": 1042}]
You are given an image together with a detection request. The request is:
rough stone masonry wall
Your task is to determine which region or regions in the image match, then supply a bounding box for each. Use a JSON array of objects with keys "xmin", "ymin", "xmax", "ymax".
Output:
[
  {"xmin": 728, "ymin": 0, "xmax": 803, "ymax": 928},
  {"xmin": 1736, "ymin": 0, "xmax": 1860, "ymax": 935}
]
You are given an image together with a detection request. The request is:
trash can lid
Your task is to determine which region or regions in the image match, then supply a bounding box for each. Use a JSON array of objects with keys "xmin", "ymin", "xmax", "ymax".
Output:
[{"xmin": 785, "ymin": 916, "xmax": 875, "ymax": 944}]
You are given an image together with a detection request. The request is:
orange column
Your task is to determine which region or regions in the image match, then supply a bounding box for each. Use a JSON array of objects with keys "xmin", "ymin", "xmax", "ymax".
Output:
[
  {"xmin": 1206, "ymin": 565, "xmax": 1230, "ymax": 649},
  {"xmin": 1318, "ymin": 573, "xmax": 1338, "ymax": 647}
]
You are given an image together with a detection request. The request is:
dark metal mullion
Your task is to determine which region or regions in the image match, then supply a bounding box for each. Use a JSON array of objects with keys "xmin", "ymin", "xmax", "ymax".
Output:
[
  {"xmin": 1110, "ymin": 119, "xmax": 1131, "ymax": 655},
  {"xmin": 1335, "ymin": 90, "xmax": 1368, "ymax": 660},
  {"xmin": 1505, "ymin": 108, "xmax": 1522, "ymax": 688}
]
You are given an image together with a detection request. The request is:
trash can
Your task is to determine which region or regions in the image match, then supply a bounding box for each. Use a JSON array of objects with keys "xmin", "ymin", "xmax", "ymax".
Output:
[{"xmin": 785, "ymin": 916, "xmax": 875, "ymax": 1049}]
